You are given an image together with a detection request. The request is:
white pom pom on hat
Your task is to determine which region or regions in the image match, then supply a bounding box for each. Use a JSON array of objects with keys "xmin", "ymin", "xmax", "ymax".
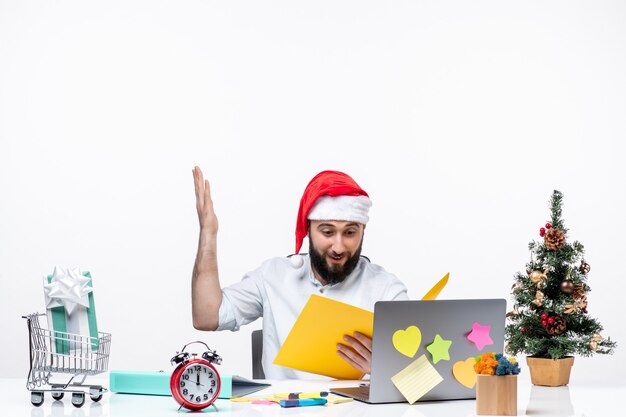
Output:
[{"xmin": 289, "ymin": 254, "xmax": 304, "ymax": 268}]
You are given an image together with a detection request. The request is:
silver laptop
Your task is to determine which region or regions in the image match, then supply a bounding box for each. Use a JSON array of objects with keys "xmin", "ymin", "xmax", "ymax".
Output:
[{"xmin": 331, "ymin": 299, "xmax": 506, "ymax": 404}]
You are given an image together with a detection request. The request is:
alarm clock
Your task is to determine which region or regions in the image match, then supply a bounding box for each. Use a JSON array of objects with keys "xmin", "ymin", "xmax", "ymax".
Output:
[{"xmin": 170, "ymin": 341, "xmax": 222, "ymax": 411}]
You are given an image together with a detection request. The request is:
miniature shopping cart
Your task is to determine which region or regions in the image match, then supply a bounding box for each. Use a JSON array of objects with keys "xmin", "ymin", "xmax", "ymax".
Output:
[{"xmin": 23, "ymin": 313, "xmax": 112, "ymax": 408}]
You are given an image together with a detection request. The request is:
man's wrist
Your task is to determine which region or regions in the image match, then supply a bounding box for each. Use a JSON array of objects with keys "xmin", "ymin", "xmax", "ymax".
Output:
[{"xmin": 198, "ymin": 230, "xmax": 217, "ymax": 247}]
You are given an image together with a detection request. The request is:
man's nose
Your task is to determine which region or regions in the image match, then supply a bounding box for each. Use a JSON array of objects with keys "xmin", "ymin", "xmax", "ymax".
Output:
[{"xmin": 331, "ymin": 235, "xmax": 347, "ymax": 254}]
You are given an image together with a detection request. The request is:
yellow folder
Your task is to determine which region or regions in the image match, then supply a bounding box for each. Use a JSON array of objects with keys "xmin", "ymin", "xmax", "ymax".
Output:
[
  {"xmin": 272, "ymin": 273, "xmax": 449, "ymax": 379},
  {"xmin": 421, "ymin": 272, "xmax": 449, "ymax": 301}
]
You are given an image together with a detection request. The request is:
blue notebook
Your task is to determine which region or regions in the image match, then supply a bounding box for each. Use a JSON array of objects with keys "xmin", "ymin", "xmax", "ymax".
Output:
[{"xmin": 109, "ymin": 370, "xmax": 270, "ymax": 398}]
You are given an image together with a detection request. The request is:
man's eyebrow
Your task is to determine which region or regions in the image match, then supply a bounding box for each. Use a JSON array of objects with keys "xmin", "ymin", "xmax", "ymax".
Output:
[{"xmin": 316, "ymin": 223, "xmax": 337, "ymax": 229}]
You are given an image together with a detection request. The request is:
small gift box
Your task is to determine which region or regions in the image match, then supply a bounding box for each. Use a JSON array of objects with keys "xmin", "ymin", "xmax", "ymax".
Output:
[
  {"xmin": 474, "ymin": 353, "xmax": 520, "ymax": 416},
  {"xmin": 43, "ymin": 266, "xmax": 99, "ymax": 354}
]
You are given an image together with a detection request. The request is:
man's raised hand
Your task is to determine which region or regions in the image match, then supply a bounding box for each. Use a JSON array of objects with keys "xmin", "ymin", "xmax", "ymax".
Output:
[{"xmin": 193, "ymin": 166, "xmax": 218, "ymax": 236}]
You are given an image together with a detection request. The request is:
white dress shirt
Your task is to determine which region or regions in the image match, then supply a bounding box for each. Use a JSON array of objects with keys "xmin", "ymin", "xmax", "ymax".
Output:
[{"xmin": 217, "ymin": 254, "xmax": 409, "ymax": 379}]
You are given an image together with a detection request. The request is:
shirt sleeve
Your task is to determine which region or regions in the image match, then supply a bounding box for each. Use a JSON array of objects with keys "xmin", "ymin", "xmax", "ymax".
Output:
[
  {"xmin": 383, "ymin": 274, "xmax": 410, "ymax": 301},
  {"xmin": 216, "ymin": 268, "xmax": 265, "ymax": 332}
]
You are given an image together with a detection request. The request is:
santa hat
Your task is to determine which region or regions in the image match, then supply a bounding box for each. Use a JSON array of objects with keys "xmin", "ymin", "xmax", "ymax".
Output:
[{"xmin": 294, "ymin": 170, "xmax": 371, "ymax": 255}]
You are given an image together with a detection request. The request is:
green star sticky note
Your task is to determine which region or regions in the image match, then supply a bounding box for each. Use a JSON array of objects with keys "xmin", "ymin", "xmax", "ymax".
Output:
[{"xmin": 426, "ymin": 334, "xmax": 452, "ymax": 364}]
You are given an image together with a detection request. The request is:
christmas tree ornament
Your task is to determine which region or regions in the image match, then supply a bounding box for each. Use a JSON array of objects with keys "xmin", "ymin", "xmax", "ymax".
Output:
[
  {"xmin": 564, "ymin": 296, "xmax": 588, "ymax": 314},
  {"xmin": 529, "ymin": 270, "xmax": 548, "ymax": 288},
  {"xmin": 532, "ymin": 290, "xmax": 544, "ymax": 307},
  {"xmin": 572, "ymin": 284, "xmax": 585, "ymax": 300},
  {"xmin": 589, "ymin": 333, "xmax": 603, "ymax": 351},
  {"xmin": 544, "ymin": 315, "xmax": 567, "ymax": 335},
  {"xmin": 511, "ymin": 283, "xmax": 523, "ymax": 294},
  {"xmin": 579, "ymin": 261, "xmax": 591, "ymax": 275},
  {"xmin": 505, "ymin": 305, "xmax": 520, "ymax": 318},
  {"xmin": 532, "ymin": 291, "xmax": 545, "ymax": 307},
  {"xmin": 544, "ymin": 228, "xmax": 566, "ymax": 250},
  {"xmin": 529, "ymin": 270, "xmax": 542, "ymax": 284},
  {"xmin": 560, "ymin": 279, "xmax": 575, "ymax": 295}
]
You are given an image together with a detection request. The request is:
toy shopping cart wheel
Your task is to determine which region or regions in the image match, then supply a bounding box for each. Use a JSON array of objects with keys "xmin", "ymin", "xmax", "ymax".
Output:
[{"xmin": 23, "ymin": 313, "xmax": 111, "ymax": 408}]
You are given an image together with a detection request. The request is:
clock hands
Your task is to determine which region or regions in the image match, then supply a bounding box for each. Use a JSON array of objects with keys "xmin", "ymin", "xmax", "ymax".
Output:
[{"xmin": 194, "ymin": 371, "xmax": 207, "ymax": 387}]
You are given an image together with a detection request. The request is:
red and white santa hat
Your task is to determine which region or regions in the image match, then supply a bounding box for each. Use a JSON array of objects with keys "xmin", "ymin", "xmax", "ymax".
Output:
[{"xmin": 294, "ymin": 170, "xmax": 372, "ymax": 257}]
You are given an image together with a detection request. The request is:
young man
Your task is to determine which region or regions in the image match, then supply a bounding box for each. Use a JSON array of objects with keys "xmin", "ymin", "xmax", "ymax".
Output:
[{"xmin": 192, "ymin": 167, "xmax": 408, "ymax": 379}]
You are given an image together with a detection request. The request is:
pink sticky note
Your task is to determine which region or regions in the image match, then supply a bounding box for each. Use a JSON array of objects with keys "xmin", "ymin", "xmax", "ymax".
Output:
[
  {"xmin": 466, "ymin": 322, "xmax": 493, "ymax": 351},
  {"xmin": 251, "ymin": 400, "xmax": 278, "ymax": 405}
]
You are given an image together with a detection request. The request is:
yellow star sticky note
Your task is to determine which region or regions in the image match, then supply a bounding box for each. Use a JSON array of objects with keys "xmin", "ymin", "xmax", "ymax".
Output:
[
  {"xmin": 426, "ymin": 334, "xmax": 452, "ymax": 364},
  {"xmin": 390, "ymin": 354, "xmax": 444, "ymax": 404}
]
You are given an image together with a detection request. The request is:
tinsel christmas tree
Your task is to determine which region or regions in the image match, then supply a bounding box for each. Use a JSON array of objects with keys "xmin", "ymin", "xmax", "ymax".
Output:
[{"xmin": 505, "ymin": 190, "xmax": 616, "ymax": 359}]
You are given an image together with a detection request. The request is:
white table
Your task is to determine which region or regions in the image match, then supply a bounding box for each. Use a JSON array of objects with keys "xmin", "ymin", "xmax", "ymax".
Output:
[{"xmin": 0, "ymin": 377, "xmax": 623, "ymax": 417}]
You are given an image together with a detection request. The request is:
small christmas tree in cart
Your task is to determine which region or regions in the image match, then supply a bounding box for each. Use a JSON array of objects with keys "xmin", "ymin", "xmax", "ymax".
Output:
[{"xmin": 505, "ymin": 190, "xmax": 616, "ymax": 386}]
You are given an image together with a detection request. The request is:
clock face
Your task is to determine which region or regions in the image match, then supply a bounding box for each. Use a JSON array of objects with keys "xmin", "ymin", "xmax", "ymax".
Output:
[{"xmin": 177, "ymin": 362, "xmax": 220, "ymax": 406}]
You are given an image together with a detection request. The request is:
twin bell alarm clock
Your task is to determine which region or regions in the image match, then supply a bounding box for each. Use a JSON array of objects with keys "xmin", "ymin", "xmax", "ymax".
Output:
[{"xmin": 170, "ymin": 341, "xmax": 222, "ymax": 411}]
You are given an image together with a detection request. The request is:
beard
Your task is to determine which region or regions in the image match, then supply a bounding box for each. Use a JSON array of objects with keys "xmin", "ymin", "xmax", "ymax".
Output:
[{"xmin": 309, "ymin": 236, "xmax": 363, "ymax": 285}]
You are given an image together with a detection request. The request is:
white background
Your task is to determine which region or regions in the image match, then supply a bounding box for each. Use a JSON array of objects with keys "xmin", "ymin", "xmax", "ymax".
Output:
[{"xmin": 1, "ymin": 1, "xmax": 624, "ymax": 384}]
